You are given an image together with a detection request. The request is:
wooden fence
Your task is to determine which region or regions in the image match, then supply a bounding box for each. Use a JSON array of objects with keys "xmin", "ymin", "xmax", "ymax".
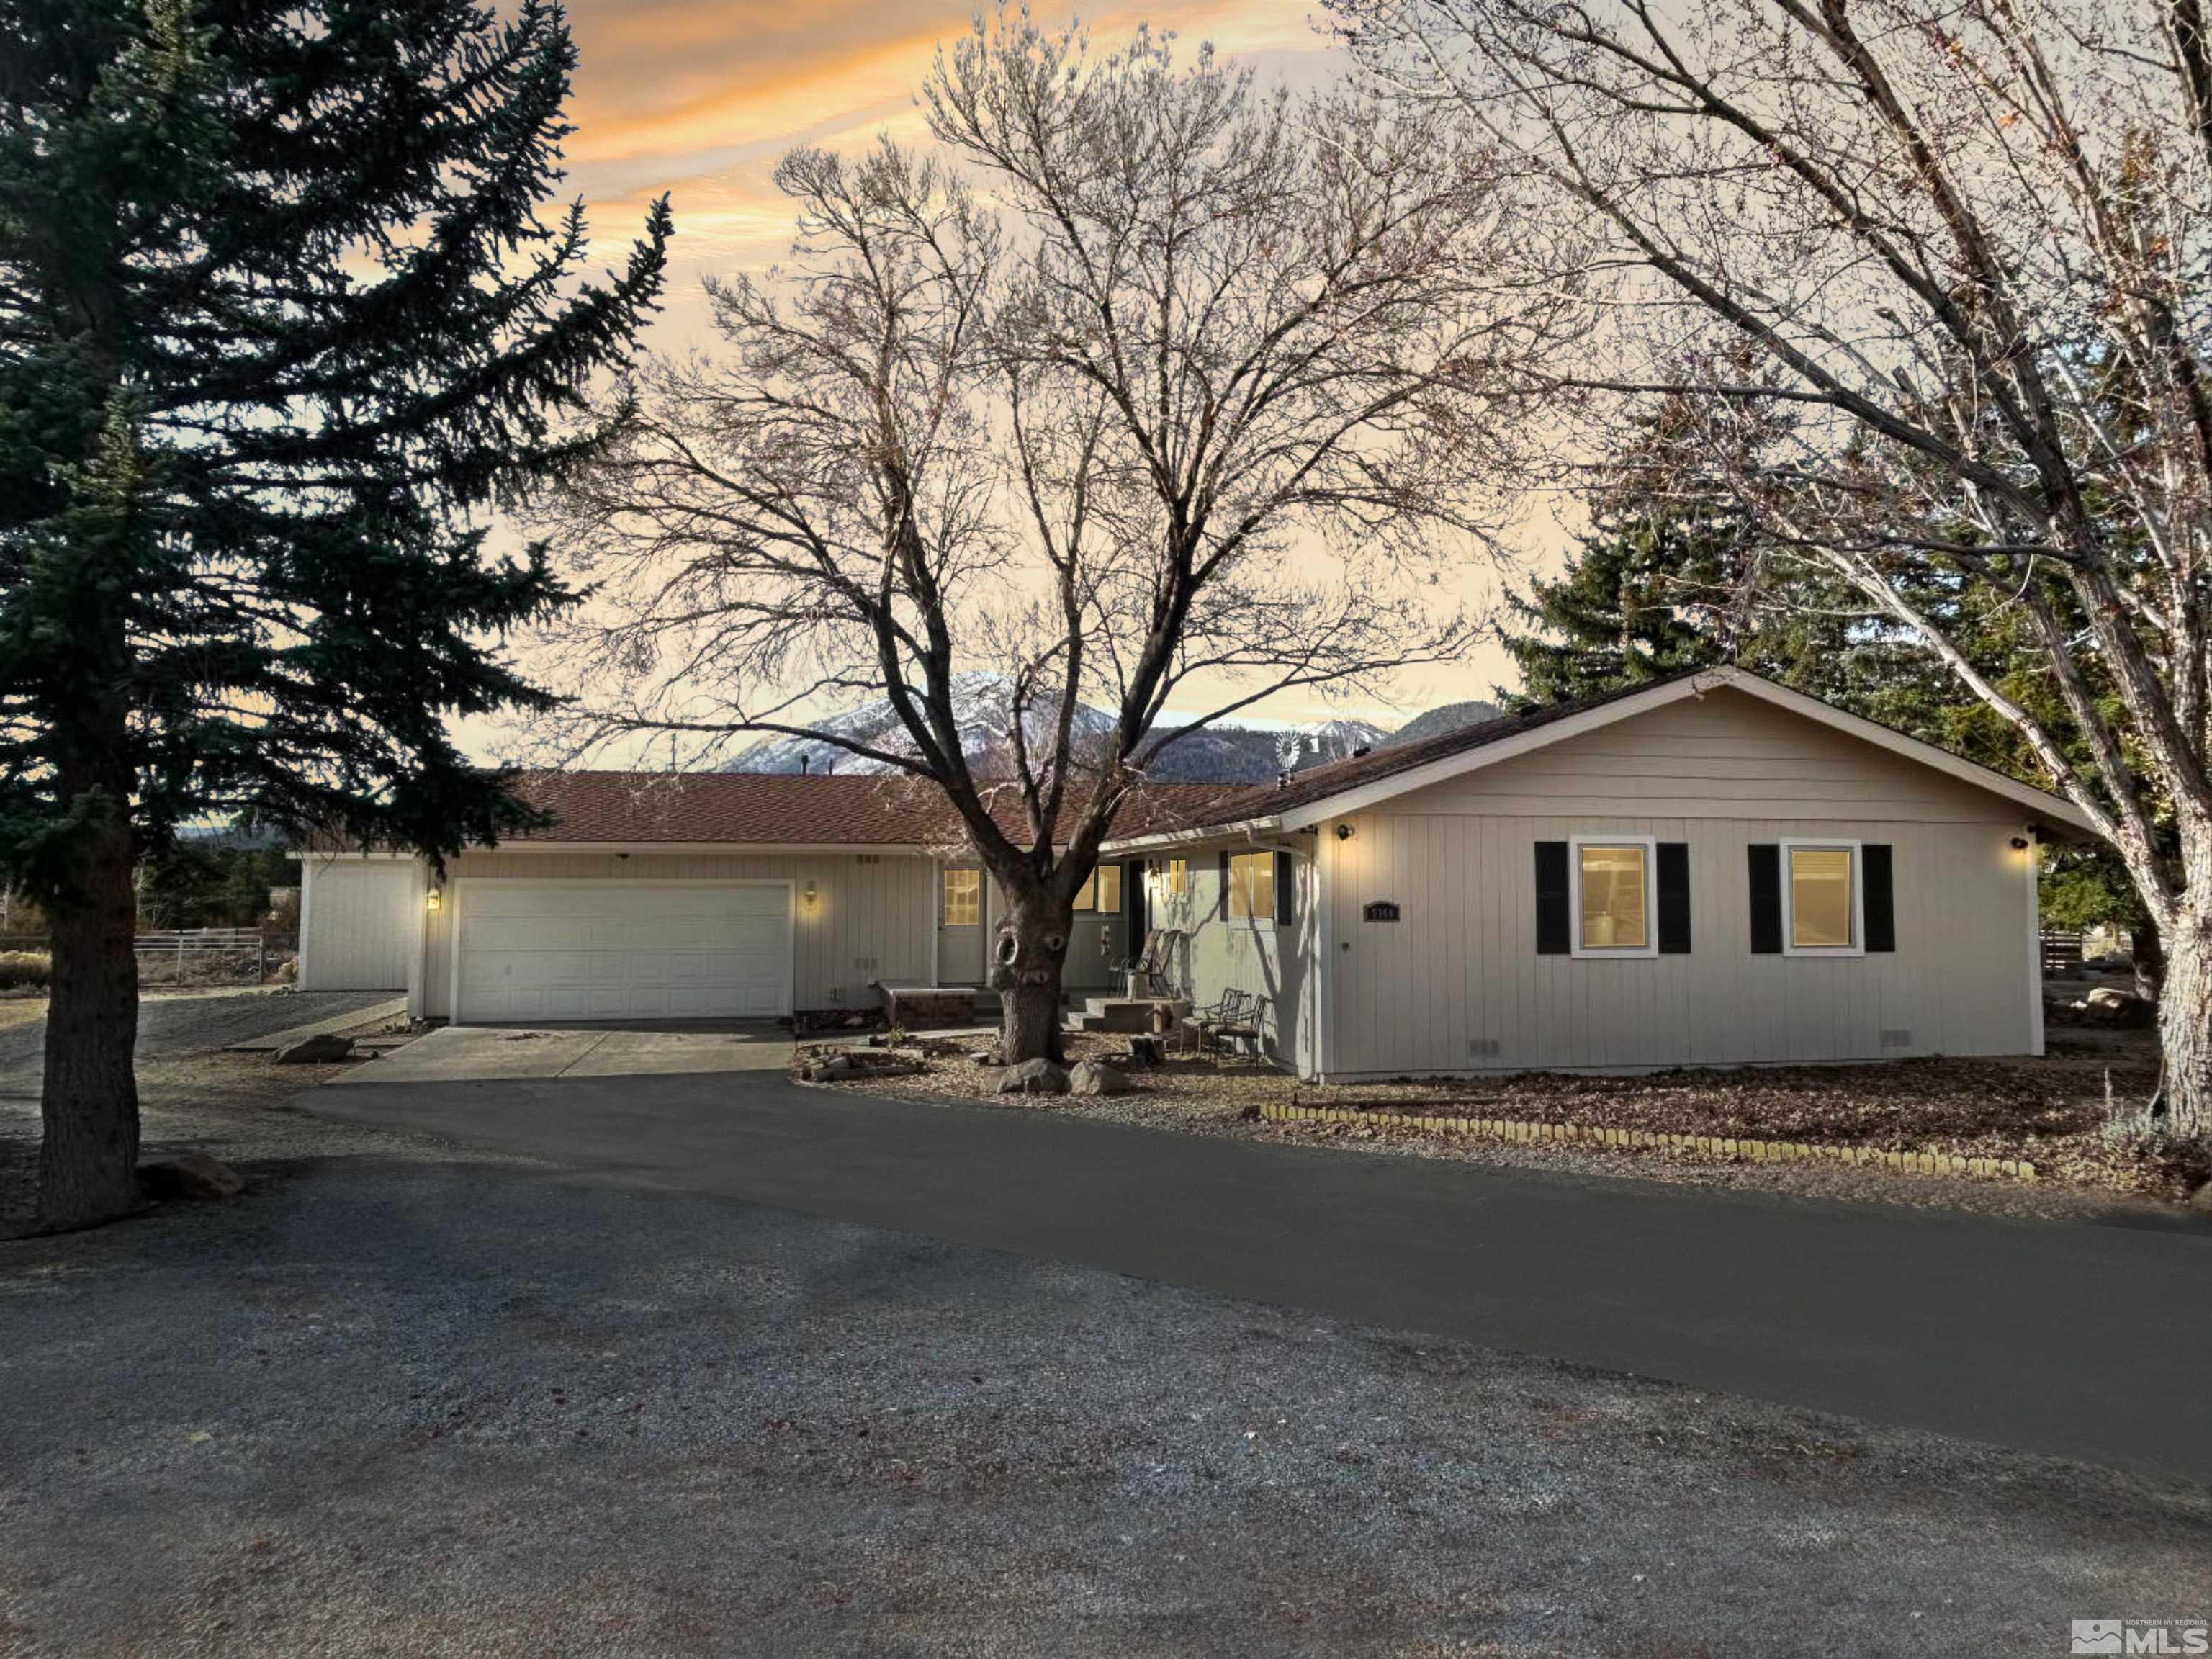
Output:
[{"xmin": 2039, "ymin": 928, "xmax": 2085, "ymax": 976}]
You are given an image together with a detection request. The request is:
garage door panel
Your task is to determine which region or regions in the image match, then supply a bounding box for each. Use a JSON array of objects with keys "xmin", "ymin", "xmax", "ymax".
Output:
[{"xmin": 454, "ymin": 882, "xmax": 791, "ymax": 1023}]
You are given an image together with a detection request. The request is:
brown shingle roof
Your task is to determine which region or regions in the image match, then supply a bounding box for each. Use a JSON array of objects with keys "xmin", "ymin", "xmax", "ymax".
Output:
[{"xmin": 334, "ymin": 771, "xmax": 1236, "ymax": 850}]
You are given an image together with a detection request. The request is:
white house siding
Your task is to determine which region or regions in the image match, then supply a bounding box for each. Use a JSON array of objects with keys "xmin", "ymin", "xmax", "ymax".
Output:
[
  {"xmin": 1314, "ymin": 687, "xmax": 2041, "ymax": 1079},
  {"xmin": 417, "ymin": 849, "xmax": 935, "ymax": 1020},
  {"xmin": 1151, "ymin": 855, "xmax": 1315, "ymax": 1073},
  {"xmin": 299, "ymin": 857, "xmax": 422, "ymax": 992}
]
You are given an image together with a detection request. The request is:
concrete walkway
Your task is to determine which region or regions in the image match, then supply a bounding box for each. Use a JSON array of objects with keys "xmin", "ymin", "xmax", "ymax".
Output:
[
  {"xmin": 332, "ymin": 1022, "xmax": 792, "ymax": 1084},
  {"xmin": 306, "ymin": 1068, "xmax": 2212, "ymax": 1481},
  {"xmin": 225, "ymin": 995, "xmax": 406, "ymax": 1051}
]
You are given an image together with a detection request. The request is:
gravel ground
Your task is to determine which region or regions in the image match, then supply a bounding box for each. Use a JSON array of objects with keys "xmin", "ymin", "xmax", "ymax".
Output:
[
  {"xmin": 0, "ymin": 988, "xmax": 396, "ymax": 1082},
  {"xmin": 816, "ymin": 1030, "xmax": 2204, "ymax": 1225},
  {"xmin": 0, "ymin": 1067, "xmax": 2205, "ymax": 1658},
  {"xmin": 0, "ymin": 992, "xmax": 404, "ymax": 1232}
]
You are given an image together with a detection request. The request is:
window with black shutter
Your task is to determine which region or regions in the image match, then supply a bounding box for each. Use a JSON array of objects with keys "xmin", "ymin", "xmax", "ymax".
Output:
[
  {"xmin": 1656, "ymin": 842, "xmax": 1691, "ymax": 953},
  {"xmin": 1534, "ymin": 841, "xmax": 1570, "ymax": 954},
  {"xmin": 1747, "ymin": 844, "xmax": 1782, "ymax": 954},
  {"xmin": 1863, "ymin": 844, "xmax": 1896, "ymax": 952}
]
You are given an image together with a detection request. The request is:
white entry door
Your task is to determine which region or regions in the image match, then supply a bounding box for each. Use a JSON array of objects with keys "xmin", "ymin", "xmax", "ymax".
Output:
[{"xmin": 453, "ymin": 881, "xmax": 792, "ymax": 1023}]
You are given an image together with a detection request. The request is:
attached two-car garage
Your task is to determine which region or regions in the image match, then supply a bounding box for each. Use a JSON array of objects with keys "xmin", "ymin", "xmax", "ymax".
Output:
[{"xmin": 450, "ymin": 881, "xmax": 794, "ymax": 1024}]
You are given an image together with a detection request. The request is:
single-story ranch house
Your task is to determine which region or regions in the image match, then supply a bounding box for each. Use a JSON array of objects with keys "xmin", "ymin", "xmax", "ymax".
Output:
[{"xmin": 297, "ymin": 667, "xmax": 2094, "ymax": 1080}]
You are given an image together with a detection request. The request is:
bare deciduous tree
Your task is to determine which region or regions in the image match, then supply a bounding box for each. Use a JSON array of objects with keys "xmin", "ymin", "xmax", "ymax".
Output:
[
  {"xmin": 1341, "ymin": 0, "xmax": 2212, "ymax": 1138},
  {"xmin": 541, "ymin": 10, "xmax": 1559, "ymax": 1060}
]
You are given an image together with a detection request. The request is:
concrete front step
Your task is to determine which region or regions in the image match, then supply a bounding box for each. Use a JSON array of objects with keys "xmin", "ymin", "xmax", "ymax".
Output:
[{"xmin": 1076, "ymin": 996, "xmax": 1192, "ymax": 1035}]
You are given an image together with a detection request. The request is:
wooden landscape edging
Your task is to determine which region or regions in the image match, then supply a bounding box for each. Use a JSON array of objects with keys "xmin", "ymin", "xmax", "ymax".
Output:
[{"xmin": 1259, "ymin": 1101, "xmax": 2037, "ymax": 1182}]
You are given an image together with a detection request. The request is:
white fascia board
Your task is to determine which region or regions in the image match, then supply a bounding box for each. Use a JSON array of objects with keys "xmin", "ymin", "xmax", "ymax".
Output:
[
  {"xmin": 446, "ymin": 841, "xmax": 938, "ymax": 858},
  {"xmin": 295, "ymin": 842, "xmax": 945, "ymax": 860},
  {"xmin": 1099, "ymin": 817, "xmax": 1285, "ymax": 857}
]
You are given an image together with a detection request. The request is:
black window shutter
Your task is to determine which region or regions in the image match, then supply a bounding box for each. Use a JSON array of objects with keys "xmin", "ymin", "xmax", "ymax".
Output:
[
  {"xmin": 1218, "ymin": 849, "xmax": 1232, "ymax": 919},
  {"xmin": 1863, "ymin": 844, "xmax": 1895, "ymax": 952},
  {"xmin": 1274, "ymin": 850, "xmax": 1294, "ymax": 925},
  {"xmin": 1534, "ymin": 841, "xmax": 1570, "ymax": 955},
  {"xmin": 1747, "ymin": 844, "xmax": 1782, "ymax": 954},
  {"xmin": 1656, "ymin": 842, "xmax": 1691, "ymax": 954}
]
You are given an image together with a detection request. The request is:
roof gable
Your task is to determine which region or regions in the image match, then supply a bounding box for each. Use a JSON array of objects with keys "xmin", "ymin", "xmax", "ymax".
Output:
[{"xmin": 1103, "ymin": 668, "xmax": 2095, "ymax": 847}]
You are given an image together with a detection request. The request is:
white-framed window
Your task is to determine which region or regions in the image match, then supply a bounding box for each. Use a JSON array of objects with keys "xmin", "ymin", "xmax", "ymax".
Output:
[
  {"xmin": 1074, "ymin": 863, "xmax": 1122, "ymax": 913},
  {"xmin": 1782, "ymin": 839, "xmax": 1862, "ymax": 955},
  {"xmin": 1226, "ymin": 850, "xmax": 1274, "ymax": 920},
  {"xmin": 1569, "ymin": 836, "xmax": 1658, "ymax": 957},
  {"xmin": 942, "ymin": 868, "xmax": 980, "ymax": 927},
  {"xmin": 1163, "ymin": 858, "xmax": 1188, "ymax": 896}
]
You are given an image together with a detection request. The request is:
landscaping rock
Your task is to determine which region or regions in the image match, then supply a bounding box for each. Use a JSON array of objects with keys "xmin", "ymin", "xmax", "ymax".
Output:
[
  {"xmin": 274, "ymin": 1033, "xmax": 356, "ymax": 1064},
  {"xmin": 1069, "ymin": 1058, "xmax": 1131, "ymax": 1097},
  {"xmin": 801, "ymin": 1054, "xmax": 857, "ymax": 1082},
  {"xmin": 138, "ymin": 1152, "xmax": 245, "ymax": 1202},
  {"xmin": 2080, "ymin": 986, "xmax": 2154, "ymax": 1027},
  {"xmin": 995, "ymin": 1058, "xmax": 1069, "ymax": 1096}
]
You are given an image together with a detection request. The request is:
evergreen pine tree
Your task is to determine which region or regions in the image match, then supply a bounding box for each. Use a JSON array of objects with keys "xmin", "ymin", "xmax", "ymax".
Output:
[
  {"xmin": 1499, "ymin": 509, "xmax": 1742, "ymax": 709},
  {"xmin": 0, "ymin": 0, "xmax": 670, "ymax": 1228}
]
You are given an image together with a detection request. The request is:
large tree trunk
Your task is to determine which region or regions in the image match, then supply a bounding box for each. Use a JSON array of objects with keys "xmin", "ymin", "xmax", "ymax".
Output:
[
  {"xmin": 989, "ymin": 885, "xmax": 1071, "ymax": 1065},
  {"xmin": 36, "ymin": 778, "xmax": 141, "ymax": 1233},
  {"xmin": 2154, "ymin": 913, "xmax": 2212, "ymax": 1143}
]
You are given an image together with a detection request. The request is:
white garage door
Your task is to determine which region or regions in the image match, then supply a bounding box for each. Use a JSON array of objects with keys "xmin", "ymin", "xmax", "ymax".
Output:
[{"xmin": 454, "ymin": 881, "xmax": 792, "ymax": 1023}]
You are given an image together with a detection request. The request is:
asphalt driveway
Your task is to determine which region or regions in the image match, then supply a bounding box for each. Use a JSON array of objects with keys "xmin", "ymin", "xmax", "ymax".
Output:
[
  {"xmin": 8, "ymin": 1099, "xmax": 2204, "ymax": 1658},
  {"xmin": 310, "ymin": 1067, "xmax": 2212, "ymax": 1483},
  {"xmin": 333, "ymin": 1021, "xmax": 793, "ymax": 1084}
]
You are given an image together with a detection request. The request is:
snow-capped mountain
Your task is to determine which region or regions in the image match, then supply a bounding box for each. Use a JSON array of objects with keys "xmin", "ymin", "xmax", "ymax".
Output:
[
  {"xmin": 724, "ymin": 676, "xmax": 1457, "ymax": 784},
  {"xmin": 729, "ymin": 674, "xmax": 1118, "ymax": 777}
]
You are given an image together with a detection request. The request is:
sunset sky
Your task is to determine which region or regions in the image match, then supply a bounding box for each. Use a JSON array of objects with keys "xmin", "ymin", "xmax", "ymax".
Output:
[{"xmin": 513, "ymin": 0, "xmax": 1545, "ymax": 750}]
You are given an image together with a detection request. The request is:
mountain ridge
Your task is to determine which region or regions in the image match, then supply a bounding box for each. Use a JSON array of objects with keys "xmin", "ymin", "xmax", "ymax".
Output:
[{"xmin": 727, "ymin": 679, "xmax": 1501, "ymax": 784}]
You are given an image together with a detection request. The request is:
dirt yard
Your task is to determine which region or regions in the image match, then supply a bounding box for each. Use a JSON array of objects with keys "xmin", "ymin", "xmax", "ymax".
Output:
[{"xmin": 808, "ymin": 1019, "xmax": 2208, "ymax": 1223}]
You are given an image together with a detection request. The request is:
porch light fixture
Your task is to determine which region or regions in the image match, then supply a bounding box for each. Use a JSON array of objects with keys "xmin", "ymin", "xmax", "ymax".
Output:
[
  {"xmin": 2009, "ymin": 835, "xmax": 2031, "ymax": 851},
  {"xmin": 802, "ymin": 879, "xmax": 819, "ymax": 907},
  {"xmin": 1336, "ymin": 823, "xmax": 1354, "ymax": 841},
  {"xmin": 424, "ymin": 887, "xmax": 442, "ymax": 912}
]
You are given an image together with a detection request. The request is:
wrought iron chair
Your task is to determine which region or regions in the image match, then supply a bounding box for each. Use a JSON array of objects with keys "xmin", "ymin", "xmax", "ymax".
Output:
[{"xmin": 1197, "ymin": 986, "xmax": 1263, "ymax": 1062}]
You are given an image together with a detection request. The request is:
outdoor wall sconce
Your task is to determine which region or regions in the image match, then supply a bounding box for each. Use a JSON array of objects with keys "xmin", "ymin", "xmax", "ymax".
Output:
[
  {"xmin": 424, "ymin": 888, "xmax": 442, "ymax": 912},
  {"xmin": 1336, "ymin": 823, "xmax": 1354, "ymax": 841},
  {"xmin": 2009, "ymin": 835, "xmax": 2031, "ymax": 851},
  {"xmin": 802, "ymin": 879, "xmax": 819, "ymax": 907}
]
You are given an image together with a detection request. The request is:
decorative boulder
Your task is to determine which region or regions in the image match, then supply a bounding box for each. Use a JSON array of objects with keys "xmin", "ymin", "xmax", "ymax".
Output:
[
  {"xmin": 2081, "ymin": 986, "xmax": 2154, "ymax": 1027},
  {"xmin": 995, "ymin": 1058, "xmax": 1069, "ymax": 1095},
  {"xmin": 139, "ymin": 1152, "xmax": 246, "ymax": 1201},
  {"xmin": 1069, "ymin": 1058, "xmax": 1131, "ymax": 1096},
  {"xmin": 274, "ymin": 1032, "xmax": 356, "ymax": 1065}
]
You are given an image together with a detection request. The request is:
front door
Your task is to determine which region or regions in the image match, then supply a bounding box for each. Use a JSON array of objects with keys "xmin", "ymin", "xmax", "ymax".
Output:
[{"xmin": 938, "ymin": 865, "xmax": 984, "ymax": 984}]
